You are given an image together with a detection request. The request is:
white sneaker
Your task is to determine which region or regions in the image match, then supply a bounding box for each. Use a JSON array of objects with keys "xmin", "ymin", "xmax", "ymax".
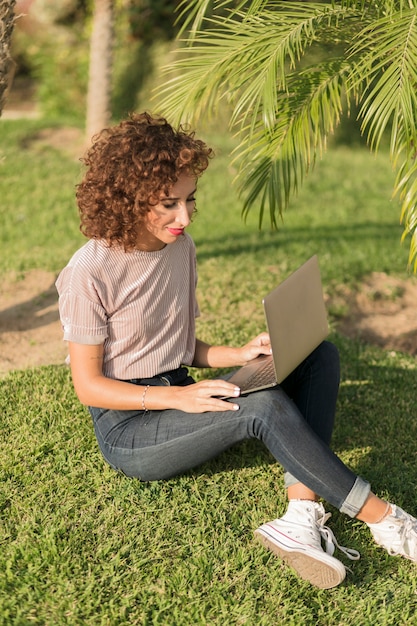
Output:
[
  {"xmin": 367, "ymin": 503, "xmax": 417, "ymax": 562},
  {"xmin": 254, "ymin": 500, "xmax": 360, "ymax": 589}
]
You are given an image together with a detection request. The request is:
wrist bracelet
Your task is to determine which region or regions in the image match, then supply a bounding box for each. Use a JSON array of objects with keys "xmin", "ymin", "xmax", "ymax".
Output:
[{"xmin": 141, "ymin": 385, "xmax": 150, "ymax": 411}]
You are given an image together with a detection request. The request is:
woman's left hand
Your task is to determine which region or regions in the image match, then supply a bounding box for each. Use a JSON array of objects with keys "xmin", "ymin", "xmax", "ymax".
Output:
[{"xmin": 239, "ymin": 332, "xmax": 272, "ymax": 365}]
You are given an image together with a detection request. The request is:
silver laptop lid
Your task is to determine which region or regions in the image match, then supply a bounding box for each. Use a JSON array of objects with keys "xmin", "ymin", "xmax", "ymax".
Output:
[{"xmin": 264, "ymin": 255, "xmax": 329, "ymax": 383}]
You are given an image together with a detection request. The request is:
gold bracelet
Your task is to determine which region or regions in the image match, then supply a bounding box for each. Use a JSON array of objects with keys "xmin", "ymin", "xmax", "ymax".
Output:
[{"xmin": 141, "ymin": 385, "xmax": 150, "ymax": 411}]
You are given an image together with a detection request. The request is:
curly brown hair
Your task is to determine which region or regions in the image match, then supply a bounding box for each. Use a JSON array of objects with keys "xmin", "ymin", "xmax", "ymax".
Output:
[{"xmin": 77, "ymin": 112, "xmax": 213, "ymax": 249}]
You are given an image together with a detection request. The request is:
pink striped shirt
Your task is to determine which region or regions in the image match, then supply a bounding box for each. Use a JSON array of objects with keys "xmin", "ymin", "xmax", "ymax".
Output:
[{"xmin": 56, "ymin": 233, "xmax": 199, "ymax": 380}]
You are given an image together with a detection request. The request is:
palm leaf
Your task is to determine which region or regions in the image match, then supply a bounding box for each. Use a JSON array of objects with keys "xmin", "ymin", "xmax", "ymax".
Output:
[
  {"xmin": 236, "ymin": 59, "xmax": 349, "ymax": 226},
  {"xmin": 157, "ymin": 0, "xmax": 417, "ymax": 267},
  {"xmin": 160, "ymin": 2, "xmax": 358, "ymax": 128},
  {"xmin": 348, "ymin": 9, "xmax": 417, "ymax": 153},
  {"xmin": 347, "ymin": 5, "xmax": 417, "ymax": 266}
]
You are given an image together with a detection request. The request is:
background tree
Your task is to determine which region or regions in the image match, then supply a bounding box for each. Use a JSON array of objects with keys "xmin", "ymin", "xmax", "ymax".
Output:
[
  {"xmin": 0, "ymin": 0, "xmax": 16, "ymax": 117},
  {"xmin": 85, "ymin": 0, "xmax": 113, "ymax": 139},
  {"xmin": 158, "ymin": 0, "xmax": 417, "ymax": 269},
  {"xmin": 9, "ymin": 1, "xmax": 184, "ymax": 129},
  {"xmin": 9, "ymin": 0, "xmax": 90, "ymax": 121}
]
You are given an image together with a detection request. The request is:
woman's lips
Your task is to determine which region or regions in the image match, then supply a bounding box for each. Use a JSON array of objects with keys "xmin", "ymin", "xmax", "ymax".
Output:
[{"xmin": 167, "ymin": 228, "xmax": 184, "ymax": 236}]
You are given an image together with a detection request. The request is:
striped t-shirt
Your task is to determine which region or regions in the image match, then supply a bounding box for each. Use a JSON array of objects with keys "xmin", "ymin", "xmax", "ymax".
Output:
[{"xmin": 56, "ymin": 233, "xmax": 199, "ymax": 380}]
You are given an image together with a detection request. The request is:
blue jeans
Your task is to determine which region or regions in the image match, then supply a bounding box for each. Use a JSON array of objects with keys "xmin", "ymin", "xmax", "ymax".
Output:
[{"xmin": 89, "ymin": 342, "xmax": 370, "ymax": 517}]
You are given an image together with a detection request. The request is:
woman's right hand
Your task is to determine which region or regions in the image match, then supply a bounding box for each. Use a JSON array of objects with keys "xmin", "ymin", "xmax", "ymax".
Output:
[
  {"xmin": 170, "ymin": 379, "xmax": 241, "ymax": 413},
  {"xmin": 69, "ymin": 342, "xmax": 241, "ymax": 413}
]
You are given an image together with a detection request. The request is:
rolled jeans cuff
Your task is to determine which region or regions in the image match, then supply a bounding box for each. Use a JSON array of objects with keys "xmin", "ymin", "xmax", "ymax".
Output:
[
  {"xmin": 284, "ymin": 471, "xmax": 301, "ymax": 489},
  {"xmin": 284, "ymin": 472, "xmax": 371, "ymax": 519},
  {"xmin": 339, "ymin": 476, "xmax": 371, "ymax": 518}
]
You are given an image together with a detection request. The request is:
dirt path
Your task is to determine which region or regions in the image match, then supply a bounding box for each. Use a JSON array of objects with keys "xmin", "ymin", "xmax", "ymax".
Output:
[
  {"xmin": 332, "ymin": 272, "xmax": 417, "ymax": 356},
  {"xmin": 0, "ymin": 270, "xmax": 68, "ymax": 375},
  {"xmin": 1, "ymin": 269, "xmax": 416, "ymax": 377}
]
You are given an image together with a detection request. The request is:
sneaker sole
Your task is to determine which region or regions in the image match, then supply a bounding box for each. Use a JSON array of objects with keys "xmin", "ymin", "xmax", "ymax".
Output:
[{"xmin": 254, "ymin": 527, "xmax": 346, "ymax": 589}]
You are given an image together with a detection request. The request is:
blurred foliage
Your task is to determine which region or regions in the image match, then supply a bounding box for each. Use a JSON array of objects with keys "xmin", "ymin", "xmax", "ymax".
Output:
[
  {"xmin": 10, "ymin": 0, "xmax": 183, "ymax": 122},
  {"xmin": 128, "ymin": 0, "xmax": 184, "ymax": 42},
  {"xmin": 9, "ymin": 0, "xmax": 376, "ymax": 142},
  {"xmin": 11, "ymin": 0, "xmax": 91, "ymax": 120}
]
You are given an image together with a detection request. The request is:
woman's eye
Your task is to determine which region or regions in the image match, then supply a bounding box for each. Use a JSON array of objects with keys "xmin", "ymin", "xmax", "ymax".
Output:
[{"xmin": 161, "ymin": 196, "xmax": 195, "ymax": 209}]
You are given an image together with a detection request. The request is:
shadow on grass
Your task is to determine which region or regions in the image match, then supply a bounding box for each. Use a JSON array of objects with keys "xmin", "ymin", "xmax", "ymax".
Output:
[
  {"xmin": 0, "ymin": 280, "xmax": 59, "ymax": 333},
  {"xmin": 331, "ymin": 337, "xmax": 417, "ymax": 510},
  {"xmin": 193, "ymin": 221, "xmax": 402, "ymax": 263}
]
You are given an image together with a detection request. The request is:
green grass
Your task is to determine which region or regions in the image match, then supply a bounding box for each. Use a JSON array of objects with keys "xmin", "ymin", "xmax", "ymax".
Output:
[
  {"xmin": 1, "ymin": 119, "xmax": 417, "ymax": 625},
  {"xmin": 0, "ymin": 120, "xmax": 85, "ymax": 273}
]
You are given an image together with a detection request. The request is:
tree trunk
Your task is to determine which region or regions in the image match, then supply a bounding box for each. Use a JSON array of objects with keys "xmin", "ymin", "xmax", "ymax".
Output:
[
  {"xmin": 85, "ymin": 0, "xmax": 114, "ymax": 142},
  {"xmin": 0, "ymin": 0, "xmax": 16, "ymax": 117}
]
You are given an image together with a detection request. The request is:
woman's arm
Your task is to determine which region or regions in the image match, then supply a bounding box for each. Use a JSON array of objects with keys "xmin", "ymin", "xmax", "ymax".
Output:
[
  {"xmin": 192, "ymin": 333, "xmax": 272, "ymax": 369},
  {"xmin": 68, "ymin": 342, "xmax": 241, "ymax": 413}
]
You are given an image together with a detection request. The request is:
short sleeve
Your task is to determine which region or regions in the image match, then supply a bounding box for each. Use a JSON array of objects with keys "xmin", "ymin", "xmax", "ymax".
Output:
[{"xmin": 56, "ymin": 265, "xmax": 108, "ymax": 345}]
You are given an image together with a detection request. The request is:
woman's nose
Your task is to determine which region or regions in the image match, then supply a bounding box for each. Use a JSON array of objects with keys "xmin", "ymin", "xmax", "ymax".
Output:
[{"xmin": 175, "ymin": 203, "xmax": 192, "ymax": 226}]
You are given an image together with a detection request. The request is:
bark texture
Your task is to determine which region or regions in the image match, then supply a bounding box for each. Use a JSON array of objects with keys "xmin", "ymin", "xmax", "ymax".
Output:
[
  {"xmin": 0, "ymin": 0, "xmax": 16, "ymax": 117},
  {"xmin": 85, "ymin": 0, "xmax": 114, "ymax": 141}
]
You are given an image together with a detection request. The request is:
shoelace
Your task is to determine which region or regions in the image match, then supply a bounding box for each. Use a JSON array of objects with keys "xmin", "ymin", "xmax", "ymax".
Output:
[
  {"xmin": 317, "ymin": 512, "xmax": 361, "ymax": 561},
  {"xmin": 390, "ymin": 515, "xmax": 417, "ymax": 557}
]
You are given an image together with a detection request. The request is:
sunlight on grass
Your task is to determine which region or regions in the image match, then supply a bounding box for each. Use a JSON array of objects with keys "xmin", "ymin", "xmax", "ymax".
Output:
[{"xmin": 1, "ymin": 119, "xmax": 417, "ymax": 625}]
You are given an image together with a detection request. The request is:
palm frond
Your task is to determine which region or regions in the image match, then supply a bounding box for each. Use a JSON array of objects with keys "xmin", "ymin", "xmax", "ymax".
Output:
[
  {"xmin": 175, "ymin": 0, "xmax": 272, "ymax": 39},
  {"xmin": 159, "ymin": 2, "xmax": 359, "ymax": 129},
  {"xmin": 348, "ymin": 8, "xmax": 417, "ymax": 155},
  {"xmin": 347, "ymin": 5, "xmax": 417, "ymax": 267},
  {"xmin": 395, "ymin": 153, "xmax": 417, "ymax": 267},
  {"xmin": 175, "ymin": 0, "xmax": 214, "ymax": 37},
  {"xmin": 236, "ymin": 60, "xmax": 349, "ymax": 226},
  {"xmin": 157, "ymin": 0, "xmax": 417, "ymax": 268}
]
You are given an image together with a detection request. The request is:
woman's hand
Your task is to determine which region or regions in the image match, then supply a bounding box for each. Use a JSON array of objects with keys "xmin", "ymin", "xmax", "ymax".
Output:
[
  {"xmin": 238, "ymin": 332, "xmax": 272, "ymax": 365},
  {"xmin": 68, "ymin": 342, "xmax": 241, "ymax": 413},
  {"xmin": 170, "ymin": 379, "xmax": 241, "ymax": 413},
  {"xmin": 171, "ymin": 332, "xmax": 272, "ymax": 413},
  {"xmin": 193, "ymin": 334, "xmax": 272, "ymax": 369}
]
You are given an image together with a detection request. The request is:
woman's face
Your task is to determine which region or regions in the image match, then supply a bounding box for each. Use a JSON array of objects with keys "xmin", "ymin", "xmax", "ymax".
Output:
[{"xmin": 136, "ymin": 174, "xmax": 197, "ymax": 251}]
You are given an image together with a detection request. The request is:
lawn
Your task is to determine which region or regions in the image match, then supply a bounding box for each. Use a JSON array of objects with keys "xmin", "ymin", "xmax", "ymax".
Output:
[{"xmin": 0, "ymin": 118, "xmax": 416, "ymax": 625}]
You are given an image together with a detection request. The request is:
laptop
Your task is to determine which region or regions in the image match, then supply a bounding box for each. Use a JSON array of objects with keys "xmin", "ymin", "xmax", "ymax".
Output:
[{"xmin": 226, "ymin": 255, "xmax": 329, "ymax": 395}]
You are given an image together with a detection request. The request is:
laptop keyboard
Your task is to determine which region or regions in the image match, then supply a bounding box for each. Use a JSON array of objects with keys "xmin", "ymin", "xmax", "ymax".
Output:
[{"xmin": 241, "ymin": 356, "xmax": 276, "ymax": 392}]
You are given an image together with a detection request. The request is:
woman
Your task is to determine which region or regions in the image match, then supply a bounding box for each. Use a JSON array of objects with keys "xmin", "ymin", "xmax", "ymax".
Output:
[{"xmin": 56, "ymin": 112, "xmax": 417, "ymax": 589}]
